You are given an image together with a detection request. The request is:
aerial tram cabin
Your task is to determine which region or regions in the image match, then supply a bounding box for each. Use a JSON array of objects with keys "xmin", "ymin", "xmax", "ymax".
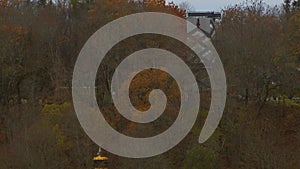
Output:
[
  {"xmin": 93, "ymin": 156, "xmax": 108, "ymax": 169},
  {"xmin": 93, "ymin": 148, "xmax": 108, "ymax": 169}
]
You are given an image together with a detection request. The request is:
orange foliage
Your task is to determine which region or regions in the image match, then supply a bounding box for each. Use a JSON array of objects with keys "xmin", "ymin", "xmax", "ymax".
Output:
[
  {"xmin": 0, "ymin": 24, "xmax": 29, "ymax": 43},
  {"xmin": 0, "ymin": 0, "xmax": 7, "ymax": 7},
  {"xmin": 87, "ymin": 0, "xmax": 185, "ymax": 25},
  {"xmin": 124, "ymin": 69, "xmax": 180, "ymax": 114}
]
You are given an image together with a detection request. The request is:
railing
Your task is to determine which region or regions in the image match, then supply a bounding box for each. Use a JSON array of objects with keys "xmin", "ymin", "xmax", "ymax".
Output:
[{"xmin": 187, "ymin": 12, "xmax": 221, "ymax": 19}]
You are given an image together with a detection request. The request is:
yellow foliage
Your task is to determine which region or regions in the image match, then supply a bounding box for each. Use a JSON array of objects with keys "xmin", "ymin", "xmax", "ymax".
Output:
[
  {"xmin": 41, "ymin": 102, "xmax": 71, "ymax": 123},
  {"xmin": 41, "ymin": 103, "xmax": 73, "ymax": 150},
  {"xmin": 42, "ymin": 102, "xmax": 70, "ymax": 115},
  {"xmin": 52, "ymin": 124, "xmax": 72, "ymax": 150}
]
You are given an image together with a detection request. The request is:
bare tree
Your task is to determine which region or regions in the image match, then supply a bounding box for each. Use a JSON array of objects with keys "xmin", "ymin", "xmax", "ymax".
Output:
[{"xmin": 179, "ymin": 1, "xmax": 194, "ymax": 12}]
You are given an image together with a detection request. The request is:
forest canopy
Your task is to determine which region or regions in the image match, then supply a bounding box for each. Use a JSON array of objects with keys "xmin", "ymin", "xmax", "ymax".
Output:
[{"xmin": 0, "ymin": 0, "xmax": 299, "ymax": 169}]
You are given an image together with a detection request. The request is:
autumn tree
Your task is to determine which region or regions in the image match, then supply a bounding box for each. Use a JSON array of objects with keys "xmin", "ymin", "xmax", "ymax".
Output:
[{"xmin": 214, "ymin": 1, "xmax": 283, "ymax": 109}]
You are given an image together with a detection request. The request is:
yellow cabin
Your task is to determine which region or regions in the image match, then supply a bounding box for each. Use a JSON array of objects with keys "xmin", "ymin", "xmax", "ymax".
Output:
[{"xmin": 93, "ymin": 155, "xmax": 108, "ymax": 169}]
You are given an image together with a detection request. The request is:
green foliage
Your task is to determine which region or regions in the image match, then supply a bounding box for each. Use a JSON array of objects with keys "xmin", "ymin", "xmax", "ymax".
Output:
[
  {"xmin": 187, "ymin": 126, "xmax": 223, "ymax": 169},
  {"xmin": 268, "ymin": 99, "xmax": 300, "ymax": 107},
  {"xmin": 183, "ymin": 146, "xmax": 217, "ymax": 169}
]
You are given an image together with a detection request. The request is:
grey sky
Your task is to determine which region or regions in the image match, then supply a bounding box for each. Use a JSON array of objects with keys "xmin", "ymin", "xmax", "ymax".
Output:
[{"xmin": 168, "ymin": 0, "xmax": 284, "ymax": 11}]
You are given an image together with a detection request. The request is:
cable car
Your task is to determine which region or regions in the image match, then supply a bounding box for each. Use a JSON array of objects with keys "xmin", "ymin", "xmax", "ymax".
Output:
[
  {"xmin": 93, "ymin": 148, "xmax": 108, "ymax": 169},
  {"xmin": 93, "ymin": 156, "xmax": 108, "ymax": 169}
]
